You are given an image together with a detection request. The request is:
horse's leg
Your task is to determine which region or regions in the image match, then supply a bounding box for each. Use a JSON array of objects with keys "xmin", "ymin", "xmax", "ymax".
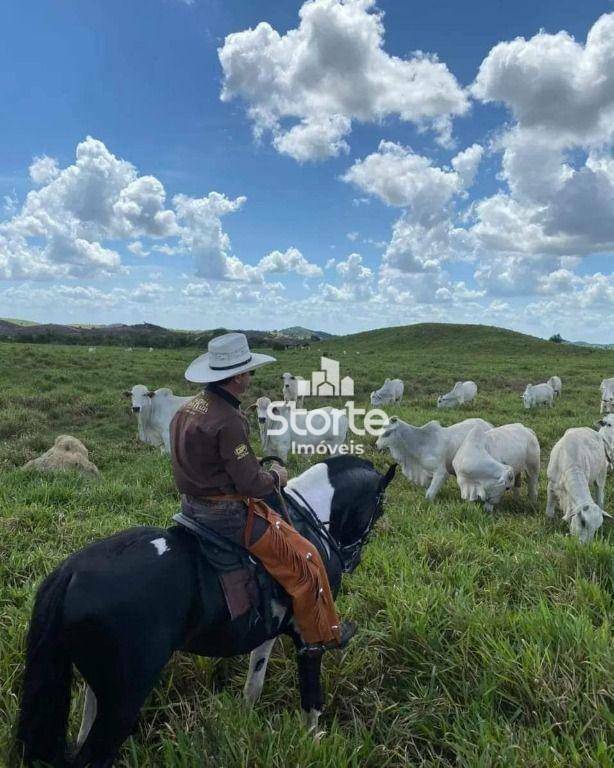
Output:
[
  {"xmin": 72, "ymin": 639, "xmax": 172, "ymax": 768},
  {"xmin": 297, "ymin": 653, "xmax": 324, "ymax": 737},
  {"xmin": 76, "ymin": 684, "xmax": 97, "ymax": 749},
  {"xmin": 72, "ymin": 691, "xmax": 149, "ymax": 768},
  {"xmin": 243, "ymin": 638, "xmax": 277, "ymax": 705}
]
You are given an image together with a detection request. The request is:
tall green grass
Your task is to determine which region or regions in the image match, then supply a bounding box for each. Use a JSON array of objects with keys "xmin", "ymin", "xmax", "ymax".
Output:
[{"xmin": 1, "ymin": 325, "xmax": 613, "ymax": 766}]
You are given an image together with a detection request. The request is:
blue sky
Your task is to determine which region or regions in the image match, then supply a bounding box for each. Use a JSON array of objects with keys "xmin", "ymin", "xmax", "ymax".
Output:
[{"xmin": 1, "ymin": 0, "xmax": 613, "ymax": 340}]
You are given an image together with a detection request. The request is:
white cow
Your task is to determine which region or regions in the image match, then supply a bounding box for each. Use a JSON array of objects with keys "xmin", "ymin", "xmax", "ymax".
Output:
[
  {"xmin": 597, "ymin": 414, "xmax": 614, "ymax": 469},
  {"xmin": 88, "ymin": 347, "xmax": 96, "ymax": 353},
  {"xmin": 453, "ymin": 424, "xmax": 540, "ymax": 512},
  {"xmin": 123, "ymin": 385, "xmax": 194, "ymax": 453},
  {"xmin": 370, "ymin": 378, "xmax": 404, "ymax": 407},
  {"xmin": 547, "ymin": 376, "xmax": 562, "ymax": 398},
  {"xmin": 281, "ymin": 372, "xmax": 304, "ymax": 407},
  {"xmin": 148, "ymin": 347, "xmax": 154, "ymax": 353},
  {"xmin": 437, "ymin": 381, "xmax": 478, "ymax": 409},
  {"xmin": 600, "ymin": 378, "xmax": 614, "ymax": 414},
  {"xmin": 255, "ymin": 396, "xmax": 348, "ymax": 463},
  {"xmin": 522, "ymin": 383, "xmax": 554, "ymax": 409},
  {"xmin": 376, "ymin": 417, "xmax": 492, "ymax": 500},
  {"xmin": 546, "ymin": 427, "xmax": 611, "ymax": 543}
]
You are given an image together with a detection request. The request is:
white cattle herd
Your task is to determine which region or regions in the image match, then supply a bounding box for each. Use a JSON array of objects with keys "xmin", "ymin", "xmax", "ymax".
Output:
[{"xmin": 125, "ymin": 370, "xmax": 613, "ymax": 543}]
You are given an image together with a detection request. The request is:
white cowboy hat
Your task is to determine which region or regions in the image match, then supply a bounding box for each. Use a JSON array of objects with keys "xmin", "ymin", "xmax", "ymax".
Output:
[{"xmin": 185, "ymin": 332, "xmax": 276, "ymax": 383}]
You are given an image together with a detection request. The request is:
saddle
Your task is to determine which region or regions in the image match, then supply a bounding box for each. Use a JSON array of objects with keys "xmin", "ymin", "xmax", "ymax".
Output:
[{"xmin": 172, "ymin": 511, "xmax": 281, "ymax": 631}]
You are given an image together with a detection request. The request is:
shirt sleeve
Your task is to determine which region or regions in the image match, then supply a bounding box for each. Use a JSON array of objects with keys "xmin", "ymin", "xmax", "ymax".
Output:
[{"xmin": 218, "ymin": 413, "xmax": 277, "ymax": 498}]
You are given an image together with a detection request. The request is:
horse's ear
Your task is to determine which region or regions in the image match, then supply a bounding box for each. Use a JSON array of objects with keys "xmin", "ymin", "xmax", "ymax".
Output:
[{"xmin": 381, "ymin": 463, "xmax": 397, "ymax": 488}]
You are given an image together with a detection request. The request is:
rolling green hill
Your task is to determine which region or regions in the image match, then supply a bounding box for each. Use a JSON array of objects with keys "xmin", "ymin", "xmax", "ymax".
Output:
[{"xmin": 1, "ymin": 325, "xmax": 612, "ymax": 767}]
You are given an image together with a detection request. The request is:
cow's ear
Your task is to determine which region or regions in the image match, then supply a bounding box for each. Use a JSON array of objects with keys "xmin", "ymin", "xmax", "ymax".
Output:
[
  {"xmin": 390, "ymin": 416, "xmax": 398, "ymax": 423},
  {"xmin": 146, "ymin": 391, "xmax": 156, "ymax": 398},
  {"xmin": 122, "ymin": 390, "xmax": 131, "ymax": 398},
  {"xmin": 603, "ymin": 510, "xmax": 613, "ymax": 520}
]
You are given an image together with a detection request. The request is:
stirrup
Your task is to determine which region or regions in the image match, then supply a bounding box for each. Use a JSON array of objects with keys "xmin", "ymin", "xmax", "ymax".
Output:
[{"xmin": 298, "ymin": 620, "xmax": 357, "ymax": 657}]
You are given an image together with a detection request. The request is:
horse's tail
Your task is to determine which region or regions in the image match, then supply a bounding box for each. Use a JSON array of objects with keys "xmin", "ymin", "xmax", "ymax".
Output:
[{"xmin": 15, "ymin": 565, "xmax": 73, "ymax": 767}]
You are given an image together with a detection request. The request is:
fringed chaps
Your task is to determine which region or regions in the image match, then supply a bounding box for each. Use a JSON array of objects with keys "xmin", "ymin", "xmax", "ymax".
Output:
[{"xmin": 203, "ymin": 494, "xmax": 341, "ymax": 645}]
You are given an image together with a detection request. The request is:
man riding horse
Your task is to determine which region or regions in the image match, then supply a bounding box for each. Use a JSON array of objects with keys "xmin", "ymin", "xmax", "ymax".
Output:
[{"xmin": 170, "ymin": 332, "xmax": 356, "ymax": 656}]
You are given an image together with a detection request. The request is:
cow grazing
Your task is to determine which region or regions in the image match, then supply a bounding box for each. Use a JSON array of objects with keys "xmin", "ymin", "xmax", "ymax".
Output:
[
  {"xmin": 88, "ymin": 347, "xmax": 96, "ymax": 354},
  {"xmin": 23, "ymin": 435, "xmax": 100, "ymax": 478},
  {"xmin": 123, "ymin": 385, "xmax": 194, "ymax": 453},
  {"xmin": 600, "ymin": 378, "xmax": 614, "ymax": 414},
  {"xmin": 370, "ymin": 378, "xmax": 404, "ymax": 407},
  {"xmin": 522, "ymin": 382, "xmax": 554, "ymax": 409},
  {"xmin": 547, "ymin": 376, "xmax": 562, "ymax": 397},
  {"xmin": 376, "ymin": 416, "xmax": 493, "ymax": 500},
  {"xmin": 453, "ymin": 423, "xmax": 540, "ymax": 512},
  {"xmin": 437, "ymin": 381, "xmax": 478, "ymax": 409},
  {"xmin": 255, "ymin": 396, "xmax": 348, "ymax": 463},
  {"xmin": 546, "ymin": 427, "xmax": 611, "ymax": 543},
  {"xmin": 281, "ymin": 372, "xmax": 304, "ymax": 407}
]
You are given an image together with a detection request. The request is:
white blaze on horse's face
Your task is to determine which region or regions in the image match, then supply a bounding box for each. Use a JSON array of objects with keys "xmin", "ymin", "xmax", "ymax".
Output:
[{"xmin": 286, "ymin": 462, "xmax": 334, "ymax": 525}]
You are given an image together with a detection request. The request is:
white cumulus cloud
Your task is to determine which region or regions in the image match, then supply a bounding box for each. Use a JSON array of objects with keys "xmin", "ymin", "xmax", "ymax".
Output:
[{"xmin": 218, "ymin": 0, "xmax": 468, "ymax": 160}]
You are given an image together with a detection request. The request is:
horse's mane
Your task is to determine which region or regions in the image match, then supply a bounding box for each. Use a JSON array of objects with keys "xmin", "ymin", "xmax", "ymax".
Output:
[{"xmin": 320, "ymin": 455, "xmax": 375, "ymax": 474}]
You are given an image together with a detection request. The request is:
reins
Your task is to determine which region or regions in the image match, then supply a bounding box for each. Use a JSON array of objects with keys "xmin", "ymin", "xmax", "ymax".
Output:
[
  {"xmin": 284, "ymin": 487, "xmax": 346, "ymax": 570},
  {"xmin": 285, "ymin": 486, "xmax": 383, "ymax": 573}
]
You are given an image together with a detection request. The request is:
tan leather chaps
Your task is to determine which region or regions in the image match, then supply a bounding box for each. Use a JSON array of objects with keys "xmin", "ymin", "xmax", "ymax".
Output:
[{"xmin": 204, "ymin": 495, "xmax": 341, "ymax": 645}]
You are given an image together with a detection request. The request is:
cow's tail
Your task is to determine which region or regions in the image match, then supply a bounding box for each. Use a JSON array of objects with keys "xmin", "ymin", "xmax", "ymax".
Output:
[{"xmin": 14, "ymin": 566, "xmax": 73, "ymax": 767}]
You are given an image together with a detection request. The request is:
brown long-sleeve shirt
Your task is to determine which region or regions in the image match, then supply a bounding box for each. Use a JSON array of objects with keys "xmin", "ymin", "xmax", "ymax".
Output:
[{"xmin": 170, "ymin": 383, "xmax": 277, "ymax": 499}]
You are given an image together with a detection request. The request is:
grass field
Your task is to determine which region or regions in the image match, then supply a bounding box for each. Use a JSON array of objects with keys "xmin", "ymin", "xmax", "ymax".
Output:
[{"xmin": 1, "ymin": 323, "xmax": 613, "ymax": 767}]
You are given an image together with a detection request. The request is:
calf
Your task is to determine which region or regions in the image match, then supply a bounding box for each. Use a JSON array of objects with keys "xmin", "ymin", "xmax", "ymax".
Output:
[
  {"xmin": 547, "ymin": 427, "xmax": 611, "ymax": 543},
  {"xmin": 370, "ymin": 378, "xmax": 404, "ymax": 407},
  {"xmin": 437, "ymin": 381, "xmax": 477, "ymax": 409},
  {"xmin": 376, "ymin": 417, "xmax": 492, "ymax": 500},
  {"xmin": 453, "ymin": 423, "xmax": 540, "ymax": 512}
]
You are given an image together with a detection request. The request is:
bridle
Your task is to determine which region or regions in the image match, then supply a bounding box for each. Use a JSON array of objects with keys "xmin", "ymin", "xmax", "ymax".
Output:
[{"xmin": 286, "ymin": 486, "xmax": 385, "ymax": 573}]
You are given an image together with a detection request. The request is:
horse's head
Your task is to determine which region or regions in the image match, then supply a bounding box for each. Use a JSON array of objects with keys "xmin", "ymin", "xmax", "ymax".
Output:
[{"xmin": 325, "ymin": 456, "xmax": 397, "ymax": 573}]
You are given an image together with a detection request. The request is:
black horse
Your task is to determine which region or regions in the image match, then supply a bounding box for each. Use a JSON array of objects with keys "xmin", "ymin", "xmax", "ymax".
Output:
[{"xmin": 16, "ymin": 456, "xmax": 396, "ymax": 767}]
